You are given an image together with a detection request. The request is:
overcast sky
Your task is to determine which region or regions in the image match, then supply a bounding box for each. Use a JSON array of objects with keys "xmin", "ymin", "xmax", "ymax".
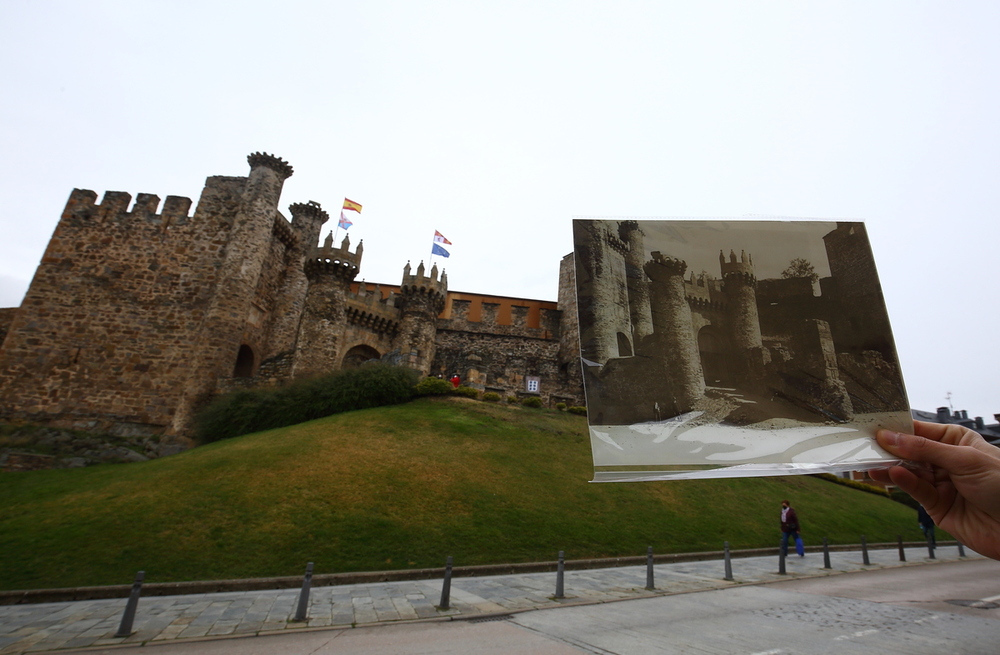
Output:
[{"xmin": 1, "ymin": 1, "xmax": 996, "ymax": 421}]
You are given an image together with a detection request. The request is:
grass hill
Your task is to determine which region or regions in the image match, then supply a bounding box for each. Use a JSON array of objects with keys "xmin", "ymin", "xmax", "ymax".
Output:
[{"xmin": 0, "ymin": 397, "xmax": 924, "ymax": 591}]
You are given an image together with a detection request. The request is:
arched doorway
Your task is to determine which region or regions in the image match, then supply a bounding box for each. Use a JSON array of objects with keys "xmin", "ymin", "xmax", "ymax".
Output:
[
  {"xmin": 698, "ymin": 327, "xmax": 730, "ymax": 386},
  {"xmin": 233, "ymin": 344, "xmax": 255, "ymax": 378},
  {"xmin": 342, "ymin": 344, "xmax": 381, "ymax": 369},
  {"xmin": 616, "ymin": 332, "xmax": 633, "ymax": 357}
]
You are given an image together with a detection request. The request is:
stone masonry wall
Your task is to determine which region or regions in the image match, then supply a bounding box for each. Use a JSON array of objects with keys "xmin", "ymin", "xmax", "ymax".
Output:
[{"xmin": 0, "ymin": 177, "xmax": 246, "ymax": 435}]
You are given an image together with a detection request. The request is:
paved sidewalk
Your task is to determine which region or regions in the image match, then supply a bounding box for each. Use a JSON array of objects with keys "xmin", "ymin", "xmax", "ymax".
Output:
[{"xmin": 0, "ymin": 545, "xmax": 978, "ymax": 654}]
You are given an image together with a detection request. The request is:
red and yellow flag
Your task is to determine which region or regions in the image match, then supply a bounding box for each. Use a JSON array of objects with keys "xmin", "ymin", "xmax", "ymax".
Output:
[{"xmin": 342, "ymin": 198, "xmax": 362, "ymax": 213}]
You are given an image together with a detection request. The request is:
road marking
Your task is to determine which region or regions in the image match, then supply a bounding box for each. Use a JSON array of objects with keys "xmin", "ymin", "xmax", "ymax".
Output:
[
  {"xmin": 834, "ymin": 629, "xmax": 878, "ymax": 641},
  {"xmin": 748, "ymin": 650, "xmax": 783, "ymax": 655}
]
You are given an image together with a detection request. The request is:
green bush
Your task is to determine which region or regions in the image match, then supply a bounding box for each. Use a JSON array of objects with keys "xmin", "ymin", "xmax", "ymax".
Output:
[
  {"xmin": 453, "ymin": 385, "xmax": 481, "ymax": 400},
  {"xmin": 482, "ymin": 392, "xmax": 501, "ymax": 402},
  {"xmin": 890, "ymin": 488, "xmax": 920, "ymax": 510},
  {"xmin": 520, "ymin": 396, "xmax": 543, "ymax": 408},
  {"xmin": 195, "ymin": 363, "xmax": 419, "ymax": 443},
  {"xmin": 814, "ymin": 473, "xmax": 890, "ymax": 498},
  {"xmin": 415, "ymin": 377, "xmax": 454, "ymax": 396},
  {"xmin": 555, "ymin": 402, "xmax": 567, "ymax": 411},
  {"xmin": 506, "ymin": 396, "xmax": 518, "ymax": 404},
  {"xmin": 567, "ymin": 406, "xmax": 588, "ymax": 416}
]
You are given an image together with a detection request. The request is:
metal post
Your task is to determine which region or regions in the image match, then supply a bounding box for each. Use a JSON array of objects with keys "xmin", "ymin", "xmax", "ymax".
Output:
[
  {"xmin": 778, "ymin": 540, "xmax": 786, "ymax": 574},
  {"xmin": 294, "ymin": 562, "xmax": 314, "ymax": 622},
  {"xmin": 723, "ymin": 541, "xmax": 734, "ymax": 581},
  {"xmin": 645, "ymin": 546, "xmax": 655, "ymax": 590},
  {"xmin": 822, "ymin": 537, "xmax": 831, "ymax": 569},
  {"xmin": 114, "ymin": 571, "xmax": 145, "ymax": 638},
  {"xmin": 897, "ymin": 535, "xmax": 906, "ymax": 562},
  {"xmin": 861, "ymin": 535, "xmax": 870, "ymax": 565},
  {"xmin": 927, "ymin": 534, "xmax": 936, "ymax": 560},
  {"xmin": 439, "ymin": 556, "xmax": 453, "ymax": 609},
  {"xmin": 555, "ymin": 550, "xmax": 565, "ymax": 598},
  {"xmin": 958, "ymin": 542, "xmax": 966, "ymax": 557}
]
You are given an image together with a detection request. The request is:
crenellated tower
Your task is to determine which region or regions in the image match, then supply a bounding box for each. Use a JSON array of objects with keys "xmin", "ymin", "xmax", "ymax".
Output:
[
  {"xmin": 720, "ymin": 249, "xmax": 769, "ymax": 387},
  {"xmin": 265, "ymin": 201, "xmax": 330, "ymax": 360},
  {"xmin": 618, "ymin": 221, "xmax": 654, "ymax": 346},
  {"xmin": 391, "ymin": 260, "xmax": 447, "ymax": 375},
  {"xmin": 170, "ymin": 152, "xmax": 295, "ymax": 435},
  {"xmin": 292, "ymin": 231, "xmax": 364, "ymax": 378},
  {"xmin": 644, "ymin": 251, "xmax": 705, "ymax": 411}
]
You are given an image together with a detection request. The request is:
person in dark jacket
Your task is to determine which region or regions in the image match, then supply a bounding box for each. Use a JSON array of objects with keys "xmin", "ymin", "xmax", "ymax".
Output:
[
  {"xmin": 918, "ymin": 504, "xmax": 936, "ymax": 549},
  {"xmin": 780, "ymin": 499, "xmax": 801, "ymax": 556}
]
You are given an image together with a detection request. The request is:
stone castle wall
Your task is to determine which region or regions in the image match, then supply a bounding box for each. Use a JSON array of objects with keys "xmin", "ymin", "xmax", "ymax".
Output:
[
  {"xmin": 0, "ymin": 177, "xmax": 249, "ymax": 436},
  {"xmin": 0, "ymin": 152, "xmax": 585, "ymax": 446}
]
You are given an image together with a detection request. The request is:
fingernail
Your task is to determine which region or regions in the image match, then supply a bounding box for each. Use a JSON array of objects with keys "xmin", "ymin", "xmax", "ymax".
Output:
[{"xmin": 878, "ymin": 430, "xmax": 901, "ymax": 447}]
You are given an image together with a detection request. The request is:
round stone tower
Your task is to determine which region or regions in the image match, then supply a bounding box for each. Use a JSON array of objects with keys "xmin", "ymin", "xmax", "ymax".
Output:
[
  {"xmin": 170, "ymin": 152, "xmax": 293, "ymax": 436},
  {"xmin": 720, "ymin": 249, "xmax": 769, "ymax": 387},
  {"xmin": 391, "ymin": 260, "xmax": 447, "ymax": 376},
  {"xmin": 266, "ymin": 201, "xmax": 330, "ymax": 359},
  {"xmin": 643, "ymin": 251, "xmax": 705, "ymax": 411},
  {"xmin": 291, "ymin": 231, "xmax": 363, "ymax": 378},
  {"xmin": 618, "ymin": 221, "xmax": 654, "ymax": 346}
]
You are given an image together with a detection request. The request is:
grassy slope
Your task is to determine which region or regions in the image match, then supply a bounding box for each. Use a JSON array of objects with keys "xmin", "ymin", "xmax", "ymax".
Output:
[{"xmin": 0, "ymin": 397, "xmax": 924, "ymax": 591}]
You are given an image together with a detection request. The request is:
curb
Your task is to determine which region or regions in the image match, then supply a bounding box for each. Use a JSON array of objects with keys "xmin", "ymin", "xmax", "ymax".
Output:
[{"xmin": 0, "ymin": 541, "xmax": 956, "ymax": 606}]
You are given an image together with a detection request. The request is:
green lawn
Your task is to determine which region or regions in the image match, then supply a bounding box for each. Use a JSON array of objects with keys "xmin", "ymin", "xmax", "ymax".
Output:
[{"xmin": 0, "ymin": 397, "xmax": 924, "ymax": 591}]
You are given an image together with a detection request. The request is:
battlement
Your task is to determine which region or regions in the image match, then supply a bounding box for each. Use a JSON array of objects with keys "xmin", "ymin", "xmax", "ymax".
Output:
[
  {"xmin": 288, "ymin": 201, "xmax": 329, "ymax": 227},
  {"xmin": 61, "ymin": 189, "xmax": 194, "ymax": 227},
  {"xmin": 645, "ymin": 251, "xmax": 688, "ymax": 278},
  {"xmin": 720, "ymin": 249, "xmax": 755, "ymax": 282},
  {"xmin": 303, "ymin": 231, "xmax": 363, "ymax": 281},
  {"xmin": 345, "ymin": 281, "xmax": 401, "ymax": 335},
  {"xmin": 400, "ymin": 260, "xmax": 448, "ymax": 296},
  {"xmin": 247, "ymin": 152, "xmax": 293, "ymax": 180}
]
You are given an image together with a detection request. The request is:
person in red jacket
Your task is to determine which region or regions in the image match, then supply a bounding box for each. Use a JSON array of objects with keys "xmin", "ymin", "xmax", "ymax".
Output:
[
  {"xmin": 450, "ymin": 374, "xmax": 460, "ymax": 389},
  {"xmin": 780, "ymin": 499, "xmax": 801, "ymax": 557}
]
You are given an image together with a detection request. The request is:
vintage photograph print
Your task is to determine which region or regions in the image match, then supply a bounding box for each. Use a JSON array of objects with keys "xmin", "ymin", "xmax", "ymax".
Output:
[{"xmin": 573, "ymin": 219, "xmax": 912, "ymax": 481}]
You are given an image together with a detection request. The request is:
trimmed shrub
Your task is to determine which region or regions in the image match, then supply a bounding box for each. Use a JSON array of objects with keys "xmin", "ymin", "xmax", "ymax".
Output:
[
  {"xmin": 482, "ymin": 392, "xmax": 501, "ymax": 402},
  {"xmin": 555, "ymin": 402, "xmax": 567, "ymax": 411},
  {"xmin": 195, "ymin": 363, "xmax": 419, "ymax": 443},
  {"xmin": 520, "ymin": 396, "xmax": 543, "ymax": 409},
  {"xmin": 415, "ymin": 377, "xmax": 454, "ymax": 396},
  {"xmin": 506, "ymin": 396, "xmax": 518, "ymax": 404},
  {"xmin": 453, "ymin": 385, "xmax": 481, "ymax": 400},
  {"xmin": 814, "ymin": 473, "xmax": 890, "ymax": 498},
  {"xmin": 567, "ymin": 406, "xmax": 588, "ymax": 416}
]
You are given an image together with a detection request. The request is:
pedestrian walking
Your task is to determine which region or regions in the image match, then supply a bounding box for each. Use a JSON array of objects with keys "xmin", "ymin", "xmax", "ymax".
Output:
[
  {"xmin": 780, "ymin": 499, "xmax": 803, "ymax": 557},
  {"xmin": 918, "ymin": 504, "xmax": 936, "ymax": 549}
]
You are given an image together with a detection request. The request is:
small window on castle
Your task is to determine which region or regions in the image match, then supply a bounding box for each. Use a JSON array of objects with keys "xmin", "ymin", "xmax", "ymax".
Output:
[
  {"xmin": 616, "ymin": 332, "xmax": 633, "ymax": 357},
  {"xmin": 233, "ymin": 345, "xmax": 255, "ymax": 378},
  {"xmin": 526, "ymin": 376, "xmax": 540, "ymax": 393}
]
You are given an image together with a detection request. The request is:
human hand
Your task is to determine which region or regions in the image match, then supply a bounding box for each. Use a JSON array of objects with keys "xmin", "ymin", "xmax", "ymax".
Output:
[{"xmin": 870, "ymin": 420, "xmax": 1000, "ymax": 560}]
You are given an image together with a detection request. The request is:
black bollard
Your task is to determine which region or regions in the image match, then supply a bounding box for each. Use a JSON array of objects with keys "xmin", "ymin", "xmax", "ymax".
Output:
[
  {"xmin": 555, "ymin": 550, "xmax": 565, "ymax": 598},
  {"xmin": 723, "ymin": 541, "xmax": 734, "ymax": 581},
  {"xmin": 439, "ymin": 556, "xmax": 453, "ymax": 609},
  {"xmin": 114, "ymin": 571, "xmax": 145, "ymax": 638},
  {"xmin": 822, "ymin": 537, "xmax": 831, "ymax": 569},
  {"xmin": 645, "ymin": 546, "xmax": 655, "ymax": 590},
  {"xmin": 958, "ymin": 542, "xmax": 966, "ymax": 557},
  {"xmin": 294, "ymin": 562, "xmax": 314, "ymax": 622},
  {"xmin": 897, "ymin": 535, "xmax": 906, "ymax": 562},
  {"xmin": 778, "ymin": 540, "xmax": 786, "ymax": 574},
  {"xmin": 862, "ymin": 535, "xmax": 870, "ymax": 565},
  {"xmin": 927, "ymin": 535, "xmax": 936, "ymax": 560}
]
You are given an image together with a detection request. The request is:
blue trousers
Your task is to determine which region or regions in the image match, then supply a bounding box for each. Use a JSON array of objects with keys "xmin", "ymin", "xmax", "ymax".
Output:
[{"xmin": 781, "ymin": 530, "xmax": 798, "ymax": 556}]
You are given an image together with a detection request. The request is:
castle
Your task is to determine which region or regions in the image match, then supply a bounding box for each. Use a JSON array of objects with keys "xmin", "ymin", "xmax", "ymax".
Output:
[
  {"xmin": 0, "ymin": 153, "xmax": 585, "ymax": 451},
  {"xmin": 573, "ymin": 219, "xmax": 910, "ymax": 427}
]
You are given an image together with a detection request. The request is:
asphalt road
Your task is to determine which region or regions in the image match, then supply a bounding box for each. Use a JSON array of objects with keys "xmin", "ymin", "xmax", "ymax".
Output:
[{"xmin": 73, "ymin": 558, "xmax": 1000, "ymax": 654}]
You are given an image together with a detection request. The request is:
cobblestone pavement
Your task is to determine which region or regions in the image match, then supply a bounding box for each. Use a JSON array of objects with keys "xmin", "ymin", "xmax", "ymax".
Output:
[{"xmin": 0, "ymin": 546, "xmax": 978, "ymax": 654}]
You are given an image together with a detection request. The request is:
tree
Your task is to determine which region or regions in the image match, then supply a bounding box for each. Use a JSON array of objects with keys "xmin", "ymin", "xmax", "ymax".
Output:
[{"xmin": 781, "ymin": 258, "xmax": 819, "ymax": 283}]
